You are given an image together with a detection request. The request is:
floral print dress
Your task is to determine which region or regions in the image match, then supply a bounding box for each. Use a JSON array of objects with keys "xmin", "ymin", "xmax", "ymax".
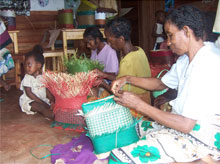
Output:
[
  {"xmin": 109, "ymin": 119, "xmax": 220, "ymax": 163},
  {"xmin": 0, "ymin": 48, "xmax": 14, "ymax": 76}
]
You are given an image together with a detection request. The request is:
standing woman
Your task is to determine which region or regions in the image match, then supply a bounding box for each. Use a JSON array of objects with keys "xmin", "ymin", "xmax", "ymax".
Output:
[
  {"xmin": 0, "ymin": 18, "xmax": 14, "ymax": 92},
  {"xmin": 110, "ymin": 5, "xmax": 220, "ymax": 163}
]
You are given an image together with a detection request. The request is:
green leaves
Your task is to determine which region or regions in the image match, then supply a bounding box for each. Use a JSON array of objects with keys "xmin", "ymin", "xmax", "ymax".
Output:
[{"xmin": 64, "ymin": 52, "xmax": 104, "ymax": 75}]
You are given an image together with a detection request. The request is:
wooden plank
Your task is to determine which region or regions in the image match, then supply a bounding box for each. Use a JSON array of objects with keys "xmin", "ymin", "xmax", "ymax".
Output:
[
  {"xmin": 16, "ymin": 22, "xmax": 56, "ymax": 30},
  {"xmin": 30, "ymin": 11, "xmax": 59, "ymax": 16},
  {"xmin": 16, "ymin": 16, "xmax": 58, "ymax": 22}
]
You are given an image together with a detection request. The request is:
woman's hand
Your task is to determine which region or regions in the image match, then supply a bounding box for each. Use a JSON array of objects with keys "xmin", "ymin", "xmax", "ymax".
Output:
[
  {"xmin": 153, "ymin": 96, "xmax": 170, "ymax": 109},
  {"xmin": 94, "ymin": 68, "xmax": 107, "ymax": 78},
  {"xmin": 111, "ymin": 76, "xmax": 127, "ymax": 94},
  {"xmin": 93, "ymin": 78, "xmax": 102, "ymax": 87},
  {"xmin": 114, "ymin": 90, "xmax": 144, "ymax": 110}
]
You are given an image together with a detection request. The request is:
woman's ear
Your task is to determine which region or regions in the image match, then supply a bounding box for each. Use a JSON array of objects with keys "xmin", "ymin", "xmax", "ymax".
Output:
[
  {"xmin": 183, "ymin": 25, "xmax": 191, "ymax": 38},
  {"xmin": 119, "ymin": 36, "xmax": 125, "ymax": 42},
  {"xmin": 95, "ymin": 37, "xmax": 101, "ymax": 44}
]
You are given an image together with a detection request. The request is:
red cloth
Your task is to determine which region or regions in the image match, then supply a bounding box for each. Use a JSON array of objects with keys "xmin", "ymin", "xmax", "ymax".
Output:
[{"xmin": 150, "ymin": 64, "xmax": 171, "ymax": 77}]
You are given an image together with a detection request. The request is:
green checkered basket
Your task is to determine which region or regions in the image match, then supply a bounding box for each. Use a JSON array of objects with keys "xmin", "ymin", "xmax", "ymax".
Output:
[{"xmin": 82, "ymin": 95, "xmax": 139, "ymax": 154}]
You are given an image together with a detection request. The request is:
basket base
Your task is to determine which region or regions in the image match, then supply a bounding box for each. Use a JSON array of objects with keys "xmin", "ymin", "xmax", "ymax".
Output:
[
  {"xmin": 51, "ymin": 121, "xmax": 85, "ymax": 132},
  {"xmin": 55, "ymin": 109, "xmax": 85, "ymax": 124},
  {"xmin": 91, "ymin": 125, "xmax": 139, "ymax": 154}
]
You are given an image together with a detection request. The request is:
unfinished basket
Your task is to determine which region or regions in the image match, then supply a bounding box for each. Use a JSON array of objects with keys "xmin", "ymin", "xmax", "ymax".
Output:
[
  {"xmin": 82, "ymin": 95, "xmax": 139, "ymax": 154},
  {"xmin": 42, "ymin": 71, "xmax": 98, "ymax": 131}
]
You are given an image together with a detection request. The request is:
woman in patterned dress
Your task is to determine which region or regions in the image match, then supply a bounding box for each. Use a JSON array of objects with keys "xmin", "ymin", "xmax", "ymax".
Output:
[
  {"xmin": 110, "ymin": 5, "xmax": 220, "ymax": 163},
  {"xmin": 0, "ymin": 18, "xmax": 14, "ymax": 91}
]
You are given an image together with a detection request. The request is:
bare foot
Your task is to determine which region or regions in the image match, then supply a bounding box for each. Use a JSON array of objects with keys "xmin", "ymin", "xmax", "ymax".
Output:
[
  {"xmin": 3, "ymin": 83, "xmax": 11, "ymax": 91},
  {"xmin": 201, "ymin": 155, "xmax": 220, "ymax": 164},
  {"xmin": 1, "ymin": 80, "xmax": 11, "ymax": 91},
  {"xmin": 42, "ymin": 109, "xmax": 54, "ymax": 120}
]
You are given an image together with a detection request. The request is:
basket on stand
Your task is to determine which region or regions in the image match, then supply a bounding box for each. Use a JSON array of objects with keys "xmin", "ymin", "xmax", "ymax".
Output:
[
  {"xmin": 43, "ymin": 71, "xmax": 98, "ymax": 131},
  {"xmin": 51, "ymin": 95, "xmax": 88, "ymax": 131}
]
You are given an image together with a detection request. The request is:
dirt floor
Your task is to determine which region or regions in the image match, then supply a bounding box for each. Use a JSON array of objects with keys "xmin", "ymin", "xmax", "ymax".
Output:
[{"xmin": 0, "ymin": 86, "xmax": 81, "ymax": 164}]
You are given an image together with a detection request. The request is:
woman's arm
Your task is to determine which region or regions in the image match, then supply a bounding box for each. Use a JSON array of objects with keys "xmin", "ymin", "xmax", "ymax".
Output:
[
  {"xmin": 114, "ymin": 91, "xmax": 196, "ymax": 133},
  {"xmin": 111, "ymin": 75, "xmax": 167, "ymax": 94},
  {"xmin": 95, "ymin": 69, "xmax": 117, "ymax": 81},
  {"xmin": 24, "ymin": 87, "xmax": 49, "ymax": 107}
]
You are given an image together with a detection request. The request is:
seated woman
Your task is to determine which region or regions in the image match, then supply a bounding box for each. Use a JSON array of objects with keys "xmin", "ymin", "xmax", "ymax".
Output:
[
  {"xmin": 95, "ymin": 17, "xmax": 152, "ymax": 118},
  {"xmin": 83, "ymin": 26, "xmax": 119, "ymax": 97},
  {"xmin": 83, "ymin": 26, "xmax": 119, "ymax": 76},
  {"xmin": 110, "ymin": 5, "xmax": 220, "ymax": 163}
]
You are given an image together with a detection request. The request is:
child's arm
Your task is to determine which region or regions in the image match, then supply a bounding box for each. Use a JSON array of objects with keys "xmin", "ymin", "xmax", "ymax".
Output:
[
  {"xmin": 24, "ymin": 86, "xmax": 49, "ymax": 108},
  {"xmin": 46, "ymin": 88, "xmax": 55, "ymax": 109}
]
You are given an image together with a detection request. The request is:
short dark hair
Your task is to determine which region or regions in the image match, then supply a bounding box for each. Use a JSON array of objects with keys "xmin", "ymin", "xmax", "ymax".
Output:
[
  {"xmin": 165, "ymin": 5, "xmax": 205, "ymax": 39},
  {"xmin": 105, "ymin": 17, "xmax": 131, "ymax": 41},
  {"xmin": 25, "ymin": 45, "xmax": 44, "ymax": 68},
  {"xmin": 83, "ymin": 26, "xmax": 104, "ymax": 42},
  {"xmin": 155, "ymin": 10, "xmax": 165, "ymax": 17}
]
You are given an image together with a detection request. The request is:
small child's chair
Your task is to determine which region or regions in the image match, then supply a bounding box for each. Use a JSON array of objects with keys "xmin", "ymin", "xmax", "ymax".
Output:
[{"xmin": 43, "ymin": 47, "xmax": 64, "ymax": 72}]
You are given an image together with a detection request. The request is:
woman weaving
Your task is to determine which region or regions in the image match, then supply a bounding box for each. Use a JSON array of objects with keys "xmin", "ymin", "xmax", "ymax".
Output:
[
  {"xmin": 94, "ymin": 18, "xmax": 151, "ymax": 118},
  {"xmin": 109, "ymin": 5, "xmax": 220, "ymax": 163}
]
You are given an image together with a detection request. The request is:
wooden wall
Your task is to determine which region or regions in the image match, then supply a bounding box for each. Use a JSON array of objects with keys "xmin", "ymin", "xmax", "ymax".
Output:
[
  {"xmin": 6, "ymin": 0, "xmax": 218, "ymax": 56},
  {"xmin": 138, "ymin": 0, "xmax": 164, "ymax": 57},
  {"xmin": 7, "ymin": 11, "xmax": 59, "ymax": 54},
  {"xmin": 121, "ymin": 0, "xmax": 164, "ymax": 57},
  {"xmin": 120, "ymin": 0, "xmax": 218, "ymax": 58}
]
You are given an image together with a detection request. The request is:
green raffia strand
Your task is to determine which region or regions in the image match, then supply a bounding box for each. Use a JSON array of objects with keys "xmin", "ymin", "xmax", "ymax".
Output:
[
  {"xmin": 82, "ymin": 95, "xmax": 115, "ymax": 114},
  {"xmin": 86, "ymin": 118, "xmax": 141, "ymax": 154},
  {"xmin": 51, "ymin": 121, "xmax": 85, "ymax": 130},
  {"xmin": 30, "ymin": 144, "xmax": 60, "ymax": 160},
  {"xmin": 64, "ymin": 52, "xmax": 104, "ymax": 75}
]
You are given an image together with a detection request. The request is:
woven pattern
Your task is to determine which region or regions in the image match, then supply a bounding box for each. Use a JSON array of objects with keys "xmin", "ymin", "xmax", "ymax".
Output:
[
  {"xmin": 55, "ymin": 109, "xmax": 85, "ymax": 125},
  {"xmin": 85, "ymin": 103, "xmax": 133, "ymax": 138}
]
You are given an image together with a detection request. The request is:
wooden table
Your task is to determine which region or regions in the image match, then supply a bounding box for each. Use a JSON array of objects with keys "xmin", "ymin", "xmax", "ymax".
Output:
[
  {"xmin": 8, "ymin": 30, "xmax": 19, "ymax": 54},
  {"xmin": 62, "ymin": 28, "xmax": 105, "ymax": 59}
]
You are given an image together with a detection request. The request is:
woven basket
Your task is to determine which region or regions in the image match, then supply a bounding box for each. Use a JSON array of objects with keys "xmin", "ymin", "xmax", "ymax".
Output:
[
  {"xmin": 55, "ymin": 109, "xmax": 85, "ymax": 125},
  {"xmin": 52, "ymin": 95, "xmax": 87, "ymax": 131},
  {"xmin": 82, "ymin": 95, "xmax": 139, "ymax": 154}
]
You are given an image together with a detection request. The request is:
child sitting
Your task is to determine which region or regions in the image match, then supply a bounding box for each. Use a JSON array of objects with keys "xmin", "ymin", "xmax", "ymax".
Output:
[{"xmin": 19, "ymin": 45, "xmax": 54, "ymax": 119}]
